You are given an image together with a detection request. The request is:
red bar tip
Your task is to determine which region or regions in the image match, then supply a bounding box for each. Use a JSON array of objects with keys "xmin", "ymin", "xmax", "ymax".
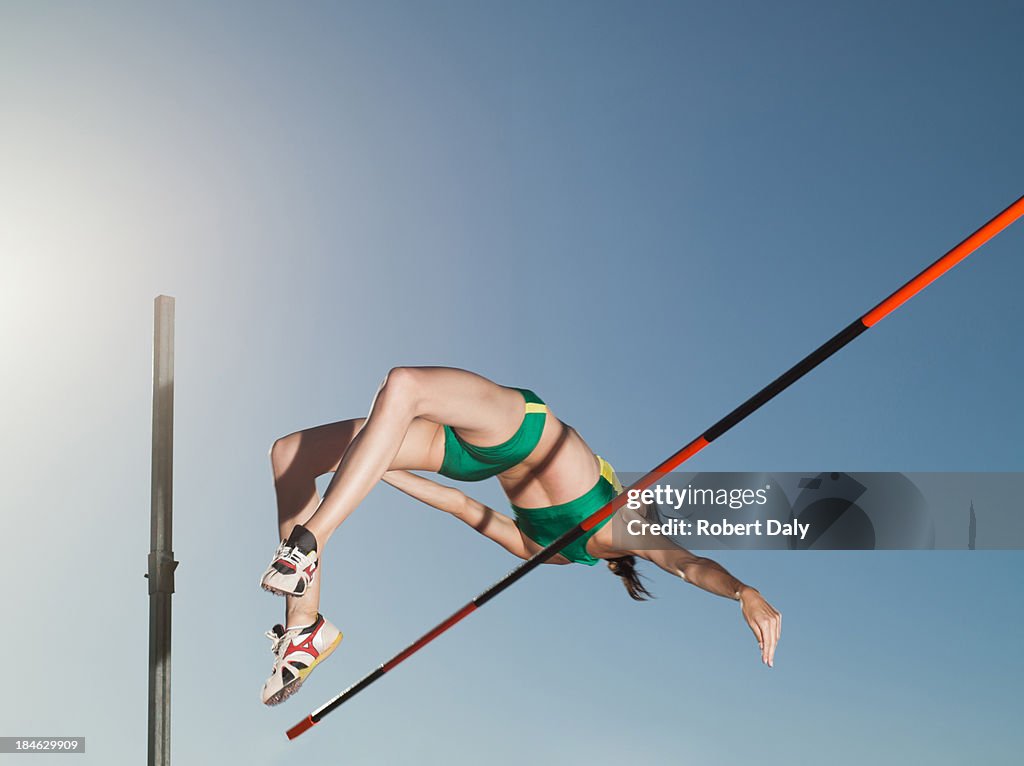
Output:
[{"xmin": 287, "ymin": 715, "xmax": 317, "ymax": 740}]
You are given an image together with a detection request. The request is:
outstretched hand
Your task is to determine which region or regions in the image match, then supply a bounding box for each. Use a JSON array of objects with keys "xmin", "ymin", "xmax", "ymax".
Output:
[{"xmin": 739, "ymin": 587, "xmax": 782, "ymax": 667}]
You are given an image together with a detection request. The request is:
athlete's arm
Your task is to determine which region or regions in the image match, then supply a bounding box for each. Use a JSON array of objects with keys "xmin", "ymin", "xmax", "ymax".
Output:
[
  {"xmin": 684, "ymin": 555, "xmax": 782, "ymax": 668},
  {"xmin": 381, "ymin": 470, "xmax": 530, "ymax": 559},
  {"xmin": 680, "ymin": 554, "xmax": 781, "ymax": 666},
  {"xmin": 639, "ymin": 546, "xmax": 782, "ymax": 667}
]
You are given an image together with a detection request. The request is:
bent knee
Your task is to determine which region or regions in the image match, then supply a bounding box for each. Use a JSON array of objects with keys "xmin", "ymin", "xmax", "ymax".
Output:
[
  {"xmin": 269, "ymin": 433, "xmax": 302, "ymax": 476},
  {"xmin": 376, "ymin": 366, "xmax": 424, "ymax": 414},
  {"xmin": 381, "ymin": 365, "xmax": 420, "ymax": 393}
]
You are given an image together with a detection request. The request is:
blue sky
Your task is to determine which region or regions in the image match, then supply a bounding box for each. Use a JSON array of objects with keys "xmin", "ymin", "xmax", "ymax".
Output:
[{"xmin": 2, "ymin": 2, "xmax": 1022, "ymax": 764}]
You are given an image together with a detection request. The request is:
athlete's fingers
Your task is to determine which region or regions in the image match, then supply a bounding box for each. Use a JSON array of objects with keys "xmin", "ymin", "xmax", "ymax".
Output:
[
  {"xmin": 769, "ymin": 610, "xmax": 782, "ymax": 666},
  {"xmin": 764, "ymin": 617, "xmax": 777, "ymax": 667},
  {"xmin": 749, "ymin": 615, "xmax": 763, "ymax": 644},
  {"xmin": 749, "ymin": 619, "xmax": 765, "ymax": 662}
]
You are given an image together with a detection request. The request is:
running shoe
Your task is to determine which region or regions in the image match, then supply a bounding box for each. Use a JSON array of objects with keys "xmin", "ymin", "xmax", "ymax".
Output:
[
  {"xmin": 260, "ymin": 524, "xmax": 319, "ymax": 597},
  {"xmin": 261, "ymin": 613, "xmax": 343, "ymax": 706}
]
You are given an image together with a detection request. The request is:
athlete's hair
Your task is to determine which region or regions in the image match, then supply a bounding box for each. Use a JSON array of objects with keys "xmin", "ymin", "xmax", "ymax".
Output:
[{"xmin": 607, "ymin": 555, "xmax": 654, "ymax": 601}]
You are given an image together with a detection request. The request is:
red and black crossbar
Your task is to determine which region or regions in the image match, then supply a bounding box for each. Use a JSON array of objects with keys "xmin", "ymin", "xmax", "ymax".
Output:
[{"xmin": 288, "ymin": 194, "xmax": 1024, "ymax": 740}]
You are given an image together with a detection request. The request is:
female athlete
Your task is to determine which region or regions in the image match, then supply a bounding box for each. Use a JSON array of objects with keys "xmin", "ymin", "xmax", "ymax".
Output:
[{"xmin": 259, "ymin": 366, "xmax": 782, "ymax": 705}]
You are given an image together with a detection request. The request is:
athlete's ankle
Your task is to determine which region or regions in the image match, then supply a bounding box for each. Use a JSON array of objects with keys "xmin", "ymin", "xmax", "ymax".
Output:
[{"xmin": 286, "ymin": 613, "xmax": 318, "ymax": 630}]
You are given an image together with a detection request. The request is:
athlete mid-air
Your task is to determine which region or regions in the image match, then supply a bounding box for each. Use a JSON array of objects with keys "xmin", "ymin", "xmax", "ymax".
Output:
[{"xmin": 259, "ymin": 366, "xmax": 782, "ymax": 705}]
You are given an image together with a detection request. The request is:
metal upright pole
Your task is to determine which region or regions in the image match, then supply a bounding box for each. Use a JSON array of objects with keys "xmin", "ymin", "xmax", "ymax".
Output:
[{"xmin": 148, "ymin": 295, "xmax": 177, "ymax": 766}]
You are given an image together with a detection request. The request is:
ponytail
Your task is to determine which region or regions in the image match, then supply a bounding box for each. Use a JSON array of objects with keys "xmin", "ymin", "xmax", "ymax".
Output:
[{"xmin": 606, "ymin": 555, "xmax": 654, "ymax": 601}]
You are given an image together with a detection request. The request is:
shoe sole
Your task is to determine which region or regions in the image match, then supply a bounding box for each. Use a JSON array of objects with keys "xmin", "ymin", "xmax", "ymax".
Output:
[
  {"xmin": 261, "ymin": 580, "xmax": 306, "ymax": 598},
  {"xmin": 260, "ymin": 571, "xmax": 316, "ymax": 598},
  {"xmin": 263, "ymin": 631, "xmax": 344, "ymax": 707}
]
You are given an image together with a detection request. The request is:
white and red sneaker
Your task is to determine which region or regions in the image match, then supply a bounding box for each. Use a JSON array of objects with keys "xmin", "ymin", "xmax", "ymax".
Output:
[
  {"xmin": 261, "ymin": 524, "xmax": 319, "ymax": 597},
  {"xmin": 261, "ymin": 613, "xmax": 343, "ymax": 706}
]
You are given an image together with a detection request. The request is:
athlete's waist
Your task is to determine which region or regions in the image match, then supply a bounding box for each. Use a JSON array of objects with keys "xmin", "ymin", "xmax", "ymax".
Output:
[{"xmin": 510, "ymin": 456, "xmax": 621, "ymax": 516}]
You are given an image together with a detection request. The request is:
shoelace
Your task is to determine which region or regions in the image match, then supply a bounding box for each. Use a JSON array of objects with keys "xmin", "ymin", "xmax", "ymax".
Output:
[
  {"xmin": 275, "ymin": 541, "xmax": 307, "ymax": 566},
  {"xmin": 265, "ymin": 626, "xmax": 301, "ymax": 663}
]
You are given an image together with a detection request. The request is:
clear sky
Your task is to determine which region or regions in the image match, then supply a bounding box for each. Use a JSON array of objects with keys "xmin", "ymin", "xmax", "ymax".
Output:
[{"xmin": 2, "ymin": 1, "xmax": 1022, "ymax": 764}]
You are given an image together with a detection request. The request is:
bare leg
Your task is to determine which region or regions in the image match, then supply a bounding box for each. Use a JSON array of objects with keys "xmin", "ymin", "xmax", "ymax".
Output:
[
  {"xmin": 303, "ymin": 367, "xmax": 526, "ymax": 548},
  {"xmin": 270, "ymin": 419, "xmax": 362, "ymax": 627},
  {"xmin": 269, "ymin": 412, "xmax": 453, "ymax": 625}
]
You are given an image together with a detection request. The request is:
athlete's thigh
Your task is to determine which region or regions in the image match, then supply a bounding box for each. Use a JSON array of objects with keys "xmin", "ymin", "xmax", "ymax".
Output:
[
  {"xmin": 392, "ymin": 366, "xmax": 526, "ymax": 444},
  {"xmin": 279, "ymin": 419, "xmax": 364, "ymax": 478},
  {"xmin": 388, "ymin": 417, "xmax": 446, "ymax": 472},
  {"xmin": 284, "ymin": 417, "xmax": 443, "ymax": 475}
]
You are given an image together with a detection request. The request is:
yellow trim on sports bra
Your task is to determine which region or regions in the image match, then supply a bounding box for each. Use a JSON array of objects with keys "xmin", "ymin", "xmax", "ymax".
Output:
[{"xmin": 597, "ymin": 455, "xmax": 623, "ymax": 493}]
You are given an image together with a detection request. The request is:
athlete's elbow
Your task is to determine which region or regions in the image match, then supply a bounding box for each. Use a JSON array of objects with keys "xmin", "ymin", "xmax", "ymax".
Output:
[{"xmin": 446, "ymin": 490, "xmax": 474, "ymax": 519}]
